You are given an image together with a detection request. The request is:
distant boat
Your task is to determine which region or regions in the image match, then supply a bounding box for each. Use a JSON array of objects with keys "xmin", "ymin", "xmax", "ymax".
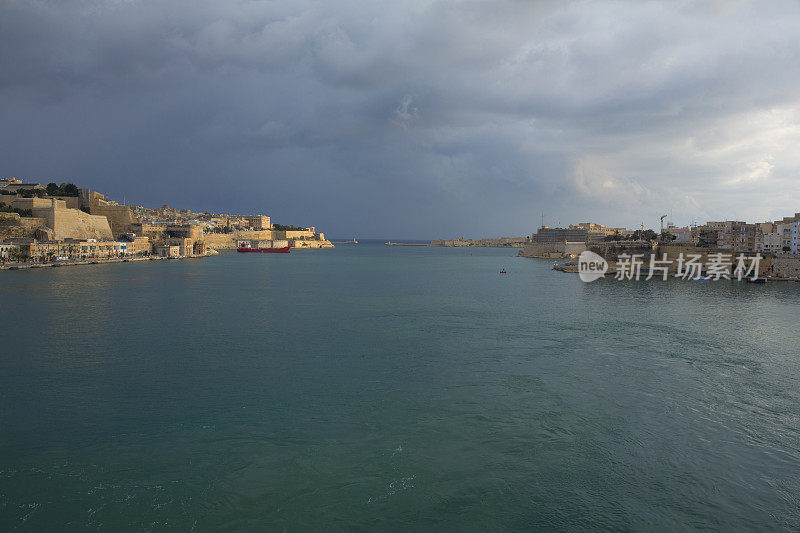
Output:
[{"xmin": 746, "ymin": 277, "xmax": 766, "ymax": 284}]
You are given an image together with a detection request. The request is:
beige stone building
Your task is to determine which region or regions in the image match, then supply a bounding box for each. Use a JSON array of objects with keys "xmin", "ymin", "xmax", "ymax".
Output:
[
  {"xmin": 156, "ymin": 245, "xmax": 181, "ymax": 258},
  {"xmin": 755, "ymin": 222, "xmax": 782, "ymax": 253},
  {"xmin": 570, "ymin": 223, "xmax": 630, "ymax": 242},
  {"xmin": 244, "ymin": 215, "xmax": 271, "ymax": 230},
  {"xmin": 0, "ymin": 242, "xmax": 17, "ymax": 260}
]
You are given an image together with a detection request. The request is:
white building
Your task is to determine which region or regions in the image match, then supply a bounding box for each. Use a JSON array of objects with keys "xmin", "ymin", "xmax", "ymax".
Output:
[{"xmin": 0, "ymin": 243, "xmax": 18, "ymax": 260}]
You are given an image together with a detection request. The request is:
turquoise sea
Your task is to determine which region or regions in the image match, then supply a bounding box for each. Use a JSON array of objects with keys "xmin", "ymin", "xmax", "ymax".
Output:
[{"xmin": 1, "ymin": 242, "xmax": 799, "ymax": 530}]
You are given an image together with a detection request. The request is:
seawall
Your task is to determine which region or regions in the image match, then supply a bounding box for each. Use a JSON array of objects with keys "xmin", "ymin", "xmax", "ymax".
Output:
[{"xmin": 204, "ymin": 230, "xmax": 275, "ymax": 249}]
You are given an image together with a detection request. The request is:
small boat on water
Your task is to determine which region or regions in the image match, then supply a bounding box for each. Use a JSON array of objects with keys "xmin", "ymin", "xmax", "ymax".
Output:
[{"xmin": 746, "ymin": 277, "xmax": 766, "ymax": 284}]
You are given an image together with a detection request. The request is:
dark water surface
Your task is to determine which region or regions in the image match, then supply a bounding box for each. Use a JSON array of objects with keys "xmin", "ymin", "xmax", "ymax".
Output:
[{"xmin": 1, "ymin": 243, "xmax": 799, "ymax": 530}]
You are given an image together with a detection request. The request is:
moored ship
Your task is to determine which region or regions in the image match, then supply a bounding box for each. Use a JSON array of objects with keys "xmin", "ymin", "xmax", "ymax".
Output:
[{"xmin": 236, "ymin": 239, "xmax": 290, "ymax": 253}]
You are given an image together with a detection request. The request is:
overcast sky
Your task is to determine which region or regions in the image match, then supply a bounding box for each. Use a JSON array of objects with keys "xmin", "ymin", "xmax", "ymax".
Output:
[{"xmin": 2, "ymin": 0, "xmax": 800, "ymax": 238}]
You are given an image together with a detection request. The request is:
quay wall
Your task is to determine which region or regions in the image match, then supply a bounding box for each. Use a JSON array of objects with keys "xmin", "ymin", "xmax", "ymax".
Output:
[
  {"xmin": 657, "ymin": 245, "xmax": 775, "ymax": 274},
  {"xmin": 518, "ymin": 242, "xmax": 587, "ymax": 258},
  {"xmin": 771, "ymin": 255, "xmax": 800, "ymax": 277},
  {"xmin": 204, "ymin": 230, "xmax": 275, "ymax": 249},
  {"xmin": 290, "ymin": 239, "xmax": 334, "ymax": 249}
]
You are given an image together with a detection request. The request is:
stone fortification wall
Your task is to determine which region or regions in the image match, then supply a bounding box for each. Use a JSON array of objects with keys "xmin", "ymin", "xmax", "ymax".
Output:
[
  {"xmin": 50, "ymin": 196, "xmax": 81, "ymax": 209},
  {"xmin": 763, "ymin": 255, "xmax": 796, "ymax": 277},
  {"xmin": 90, "ymin": 204, "xmax": 139, "ymax": 236},
  {"xmin": 290, "ymin": 239, "xmax": 333, "ymax": 249},
  {"xmin": 518, "ymin": 241, "xmax": 587, "ymax": 258},
  {"xmin": 31, "ymin": 203, "xmax": 114, "ymax": 241},
  {"xmin": 273, "ymin": 229, "xmax": 316, "ymax": 240},
  {"xmin": 0, "ymin": 212, "xmax": 48, "ymax": 240},
  {"xmin": 204, "ymin": 230, "xmax": 275, "ymax": 249},
  {"xmin": 0, "ymin": 196, "xmax": 80, "ymax": 210},
  {"xmin": 205, "ymin": 229, "xmax": 333, "ymax": 249}
]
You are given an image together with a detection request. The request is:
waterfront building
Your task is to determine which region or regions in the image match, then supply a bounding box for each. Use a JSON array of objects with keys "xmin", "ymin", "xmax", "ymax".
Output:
[
  {"xmin": 533, "ymin": 226, "xmax": 590, "ymax": 243},
  {"xmin": 756, "ymin": 222, "xmax": 782, "ymax": 253},
  {"xmin": 770, "ymin": 213, "xmax": 800, "ymax": 253},
  {"xmin": 156, "ymin": 245, "xmax": 181, "ymax": 258},
  {"xmin": 569, "ymin": 222, "xmax": 629, "ymax": 242},
  {"xmin": 0, "ymin": 242, "xmax": 17, "ymax": 260},
  {"xmin": 696, "ymin": 225, "xmax": 720, "ymax": 248},
  {"xmin": 722, "ymin": 221, "xmax": 756, "ymax": 252},
  {"xmin": 788, "ymin": 221, "xmax": 799, "ymax": 254},
  {"xmin": 130, "ymin": 222, "xmax": 165, "ymax": 242},
  {"xmin": 166, "ymin": 237, "xmax": 194, "ymax": 257},
  {"xmin": 76, "ymin": 240, "xmax": 117, "ymax": 259},
  {"xmin": 695, "ymin": 221, "xmax": 756, "ymax": 251}
]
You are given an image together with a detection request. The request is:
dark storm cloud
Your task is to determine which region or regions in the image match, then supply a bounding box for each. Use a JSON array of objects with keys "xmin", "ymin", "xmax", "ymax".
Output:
[{"xmin": 3, "ymin": 0, "xmax": 800, "ymax": 238}]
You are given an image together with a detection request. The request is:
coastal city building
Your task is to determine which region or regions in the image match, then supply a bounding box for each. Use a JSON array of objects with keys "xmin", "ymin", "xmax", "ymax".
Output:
[
  {"xmin": 570, "ymin": 223, "xmax": 630, "ymax": 241},
  {"xmin": 533, "ymin": 225, "xmax": 591, "ymax": 243},
  {"xmin": 520, "ymin": 212, "xmax": 800, "ymax": 275},
  {"xmin": 1, "ymin": 176, "xmax": 333, "ymax": 267},
  {"xmin": 244, "ymin": 215, "xmax": 271, "ymax": 230},
  {"xmin": 531, "ymin": 223, "xmax": 632, "ymax": 244}
]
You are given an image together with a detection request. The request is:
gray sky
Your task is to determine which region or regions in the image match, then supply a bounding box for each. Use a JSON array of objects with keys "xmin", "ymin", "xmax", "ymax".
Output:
[{"xmin": 2, "ymin": 0, "xmax": 800, "ymax": 239}]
